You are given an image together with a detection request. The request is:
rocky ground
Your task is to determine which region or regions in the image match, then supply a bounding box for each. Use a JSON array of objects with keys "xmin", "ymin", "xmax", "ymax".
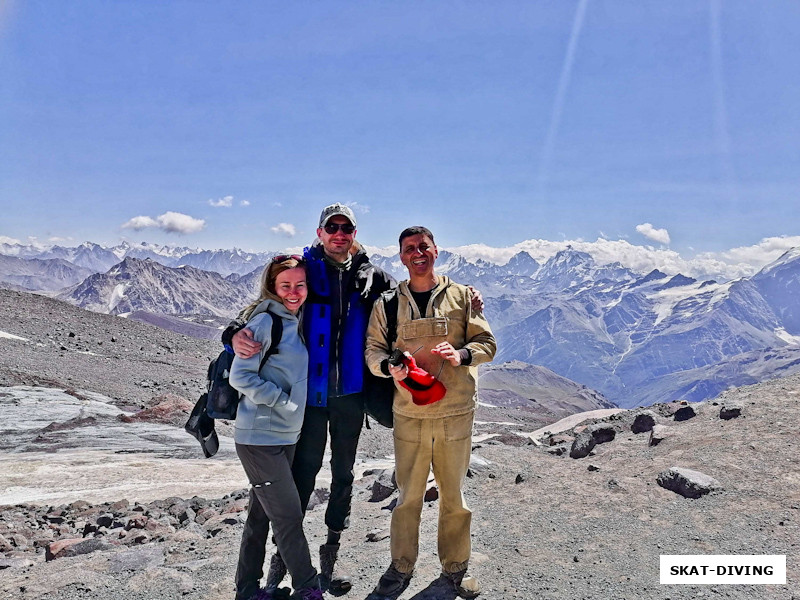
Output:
[
  {"xmin": 0, "ymin": 288, "xmax": 218, "ymax": 410},
  {"xmin": 1, "ymin": 288, "xmax": 798, "ymax": 599},
  {"xmin": 1, "ymin": 373, "xmax": 798, "ymax": 600}
]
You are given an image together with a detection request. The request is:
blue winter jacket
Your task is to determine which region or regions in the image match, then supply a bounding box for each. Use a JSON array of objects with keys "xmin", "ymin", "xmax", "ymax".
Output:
[{"xmin": 302, "ymin": 243, "xmax": 394, "ymax": 407}]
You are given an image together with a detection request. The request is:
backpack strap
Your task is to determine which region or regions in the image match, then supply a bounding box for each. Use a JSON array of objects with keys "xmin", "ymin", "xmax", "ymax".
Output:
[
  {"xmin": 384, "ymin": 290, "xmax": 399, "ymax": 346},
  {"xmin": 257, "ymin": 309, "xmax": 284, "ymax": 372}
]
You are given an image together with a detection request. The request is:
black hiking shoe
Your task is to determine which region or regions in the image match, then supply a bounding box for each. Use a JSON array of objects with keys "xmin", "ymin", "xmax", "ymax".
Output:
[
  {"xmin": 443, "ymin": 569, "xmax": 481, "ymax": 599},
  {"xmin": 373, "ymin": 564, "xmax": 412, "ymax": 597},
  {"xmin": 264, "ymin": 552, "xmax": 288, "ymax": 591},
  {"xmin": 319, "ymin": 543, "xmax": 352, "ymax": 593}
]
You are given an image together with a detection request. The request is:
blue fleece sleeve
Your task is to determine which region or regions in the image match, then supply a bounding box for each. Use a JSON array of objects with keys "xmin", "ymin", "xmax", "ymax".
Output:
[{"xmin": 229, "ymin": 313, "xmax": 290, "ymax": 407}]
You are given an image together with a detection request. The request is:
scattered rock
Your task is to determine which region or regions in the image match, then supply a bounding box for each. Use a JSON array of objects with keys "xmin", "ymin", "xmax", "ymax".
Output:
[
  {"xmin": 587, "ymin": 423, "xmax": 616, "ymax": 444},
  {"xmin": 306, "ymin": 488, "xmax": 330, "ymax": 511},
  {"xmin": 366, "ymin": 528, "xmax": 391, "ymax": 542},
  {"xmin": 673, "ymin": 404, "xmax": 698, "ymax": 422},
  {"xmin": 515, "ymin": 474, "xmax": 526, "ymax": 484},
  {"xmin": 424, "ymin": 486, "xmax": 439, "ymax": 502},
  {"xmin": 0, "ymin": 557, "xmax": 35, "ymax": 569},
  {"xmin": 125, "ymin": 515, "xmax": 148, "ymax": 530},
  {"xmin": 96, "ymin": 513, "xmax": 114, "ymax": 528},
  {"xmin": 467, "ymin": 454, "xmax": 492, "ymax": 476},
  {"xmin": 109, "ymin": 499, "xmax": 130, "ymax": 513},
  {"xmin": 545, "ymin": 444, "xmax": 568, "ymax": 456},
  {"xmin": 569, "ymin": 431, "xmax": 596, "ymax": 459},
  {"xmin": 118, "ymin": 394, "xmax": 193, "ymax": 426},
  {"xmin": 649, "ymin": 424, "xmax": 672, "ymax": 446},
  {"xmin": 719, "ymin": 401, "xmax": 743, "ymax": 420},
  {"xmin": 369, "ymin": 469, "xmax": 397, "ymax": 502},
  {"xmin": 46, "ymin": 537, "xmax": 114, "ymax": 561},
  {"xmin": 631, "ymin": 411, "xmax": 657, "ymax": 434},
  {"xmin": 107, "ymin": 545, "xmax": 166, "ymax": 573},
  {"xmin": 656, "ymin": 467, "xmax": 722, "ymax": 499},
  {"xmin": 548, "ymin": 433, "xmax": 574, "ymax": 446}
]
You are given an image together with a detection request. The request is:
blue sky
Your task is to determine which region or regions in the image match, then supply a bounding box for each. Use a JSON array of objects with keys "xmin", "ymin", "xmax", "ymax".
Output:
[{"xmin": 2, "ymin": 1, "xmax": 799, "ymax": 265}]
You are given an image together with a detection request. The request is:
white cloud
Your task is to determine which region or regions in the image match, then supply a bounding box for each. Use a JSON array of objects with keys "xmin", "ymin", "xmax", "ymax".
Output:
[
  {"xmin": 122, "ymin": 216, "xmax": 159, "ymax": 231},
  {"xmin": 208, "ymin": 195, "xmax": 234, "ymax": 208},
  {"xmin": 635, "ymin": 223, "xmax": 671, "ymax": 245},
  {"xmin": 48, "ymin": 236, "xmax": 73, "ymax": 243},
  {"xmin": 156, "ymin": 212, "xmax": 206, "ymax": 234},
  {"xmin": 346, "ymin": 202, "xmax": 370, "ymax": 214},
  {"xmin": 271, "ymin": 223, "xmax": 297, "ymax": 237},
  {"xmin": 0, "ymin": 235, "xmax": 22, "ymax": 245},
  {"xmin": 272, "ymin": 202, "xmax": 283, "ymax": 208},
  {"xmin": 240, "ymin": 200, "xmax": 250, "ymax": 207},
  {"xmin": 122, "ymin": 212, "xmax": 206, "ymax": 235},
  {"xmin": 715, "ymin": 235, "xmax": 800, "ymax": 265}
]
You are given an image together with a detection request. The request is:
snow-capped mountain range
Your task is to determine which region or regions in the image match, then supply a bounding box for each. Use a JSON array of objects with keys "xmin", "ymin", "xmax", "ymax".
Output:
[
  {"xmin": 0, "ymin": 241, "xmax": 273, "ymax": 277},
  {"xmin": 3, "ymin": 240, "xmax": 800, "ymax": 408}
]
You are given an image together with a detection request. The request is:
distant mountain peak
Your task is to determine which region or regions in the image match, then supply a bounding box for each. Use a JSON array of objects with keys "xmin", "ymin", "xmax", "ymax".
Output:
[{"xmin": 654, "ymin": 273, "xmax": 697, "ymax": 291}]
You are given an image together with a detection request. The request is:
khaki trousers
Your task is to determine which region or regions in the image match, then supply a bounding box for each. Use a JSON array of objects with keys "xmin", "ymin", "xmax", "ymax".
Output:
[{"xmin": 390, "ymin": 411, "xmax": 474, "ymax": 575}]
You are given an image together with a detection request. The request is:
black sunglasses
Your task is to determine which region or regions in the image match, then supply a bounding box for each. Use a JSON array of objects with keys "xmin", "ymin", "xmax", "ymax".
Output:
[
  {"xmin": 323, "ymin": 222, "xmax": 355, "ymax": 235},
  {"xmin": 271, "ymin": 254, "xmax": 303, "ymax": 263}
]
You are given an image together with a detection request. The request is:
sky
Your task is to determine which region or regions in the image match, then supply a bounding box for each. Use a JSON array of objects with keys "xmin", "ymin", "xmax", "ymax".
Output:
[{"xmin": 2, "ymin": 1, "xmax": 800, "ymax": 273}]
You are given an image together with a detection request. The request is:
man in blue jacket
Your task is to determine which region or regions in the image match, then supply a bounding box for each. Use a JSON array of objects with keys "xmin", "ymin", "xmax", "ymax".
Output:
[{"xmin": 224, "ymin": 204, "xmax": 394, "ymax": 593}]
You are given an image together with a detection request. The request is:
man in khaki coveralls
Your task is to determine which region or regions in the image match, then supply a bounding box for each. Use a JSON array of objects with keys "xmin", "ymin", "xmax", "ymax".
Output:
[{"xmin": 365, "ymin": 226, "xmax": 496, "ymax": 599}]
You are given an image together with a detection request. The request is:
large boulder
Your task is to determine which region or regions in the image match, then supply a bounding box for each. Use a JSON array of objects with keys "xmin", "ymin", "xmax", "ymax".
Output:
[
  {"xmin": 570, "ymin": 431, "xmax": 596, "ymax": 459},
  {"xmin": 656, "ymin": 467, "xmax": 722, "ymax": 499},
  {"xmin": 631, "ymin": 411, "xmax": 658, "ymax": 434}
]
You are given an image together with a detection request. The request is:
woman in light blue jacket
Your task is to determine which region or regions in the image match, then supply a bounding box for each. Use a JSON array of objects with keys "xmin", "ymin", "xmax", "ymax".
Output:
[{"xmin": 229, "ymin": 255, "xmax": 324, "ymax": 600}]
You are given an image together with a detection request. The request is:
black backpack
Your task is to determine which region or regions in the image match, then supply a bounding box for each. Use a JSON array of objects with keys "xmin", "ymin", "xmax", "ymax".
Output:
[
  {"xmin": 185, "ymin": 309, "xmax": 282, "ymax": 457},
  {"xmin": 363, "ymin": 291, "xmax": 398, "ymax": 428}
]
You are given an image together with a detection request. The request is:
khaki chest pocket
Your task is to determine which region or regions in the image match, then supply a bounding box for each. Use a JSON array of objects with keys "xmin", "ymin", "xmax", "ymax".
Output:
[{"xmin": 400, "ymin": 317, "xmax": 448, "ymax": 340}]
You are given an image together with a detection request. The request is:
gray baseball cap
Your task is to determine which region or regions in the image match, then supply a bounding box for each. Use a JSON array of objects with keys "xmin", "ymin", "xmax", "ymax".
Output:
[{"xmin": 318, "ymin": 203, "xmax": 357, "ymax": 228}]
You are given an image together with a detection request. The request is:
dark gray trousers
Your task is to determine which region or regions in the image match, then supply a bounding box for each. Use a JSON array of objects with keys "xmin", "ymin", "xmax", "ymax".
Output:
[
  {"xmin": 235, "ymin": 443, "xmax": 317, "ymax": 599},
  {"xmin": 291, "ymin": 392, "xmax": 364, "ymax": 532}
]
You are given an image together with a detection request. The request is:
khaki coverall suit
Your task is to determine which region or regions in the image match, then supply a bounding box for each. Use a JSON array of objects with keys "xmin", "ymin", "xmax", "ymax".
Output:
[{"xmin": 366, "ymin": 275, "xmax": 496, "ymax": 575}]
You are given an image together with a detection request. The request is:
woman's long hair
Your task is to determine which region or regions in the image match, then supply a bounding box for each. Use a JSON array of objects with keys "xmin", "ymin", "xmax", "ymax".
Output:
[{"xmin": 239, "ymin": 255, "xmax": 305, "ymax": 321}]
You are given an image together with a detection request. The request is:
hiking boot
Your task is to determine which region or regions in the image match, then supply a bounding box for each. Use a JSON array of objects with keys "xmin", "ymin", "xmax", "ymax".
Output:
[
  {"xmin": 443, "ymin": 569, "xmax": 481, "ymax": 599},
  {"xmin": 265, "ymin": 553, "xmax": 288, "ymax": 590},
  {"xmin": 373, "ymin": 564, "xmax": 412, "ymax": 597},
  {"xmin": 290, "ymin": 586, "xmax": 324, "ymax": 600},
  {"xmin": 319, "ymin": 543, "xmax": 352, "ymax": 593}
]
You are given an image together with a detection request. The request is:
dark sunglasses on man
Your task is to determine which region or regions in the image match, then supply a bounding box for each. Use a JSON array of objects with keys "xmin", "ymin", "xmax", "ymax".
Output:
[
  {"xmin": 323, "ymin": 222, "xmax": 356, "ymax": 235},
  {"xmin": 271, "ymin": 254, "xmax": 304, "ymax": 263}
]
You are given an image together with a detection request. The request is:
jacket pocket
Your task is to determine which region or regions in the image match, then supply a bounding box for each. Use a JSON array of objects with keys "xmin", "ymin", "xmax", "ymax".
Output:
[
  {"xmin": 400, "ymin": 317, "xmax": 448, "ymax": 339},
  {"xmin": 266, "ymin": 383, "xmax": 306, "ymax": 433},
  {"xmin": 235, "ymin": 397, "xmax": 259, "ymax": 430}
]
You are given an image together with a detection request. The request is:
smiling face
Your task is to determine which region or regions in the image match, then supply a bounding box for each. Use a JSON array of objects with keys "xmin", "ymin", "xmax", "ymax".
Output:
[
  {"xmin": 317, "ymin": 215, "xmax": 356, "ymax": 262},
  {"xmin": 273, "ymin": 267, "xmax": 308, "ymax": 314},
  {"xmin": 400, "ymin": 233, "xmax": 438, "ymax": 282}
]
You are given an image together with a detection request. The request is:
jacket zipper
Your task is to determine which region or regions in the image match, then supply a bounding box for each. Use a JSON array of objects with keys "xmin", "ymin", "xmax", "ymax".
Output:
[{"xmin": 333, "ymin": 268, "xmax": 344, "ymax": 395}]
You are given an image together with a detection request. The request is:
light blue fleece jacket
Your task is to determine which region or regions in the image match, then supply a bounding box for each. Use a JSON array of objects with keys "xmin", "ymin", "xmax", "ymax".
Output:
[{"xmin": 229, "ymin": 298, "xmax": 309, "ymax": 446}]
